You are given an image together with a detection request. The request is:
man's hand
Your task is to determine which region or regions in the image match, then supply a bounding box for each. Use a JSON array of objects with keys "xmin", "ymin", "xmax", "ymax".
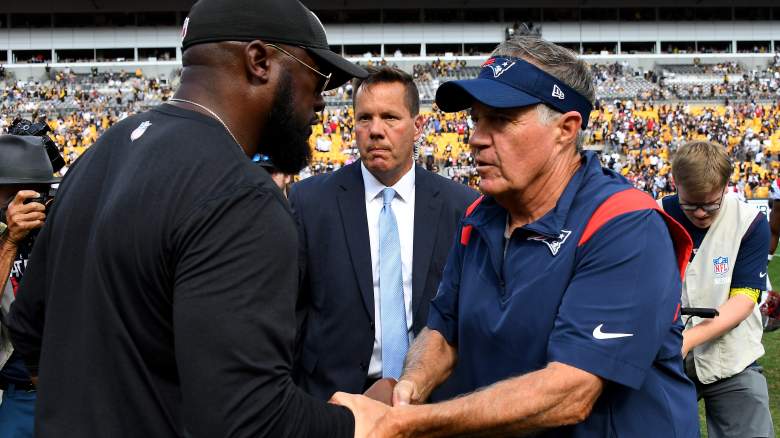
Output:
[
  {"xmin": 330, "ymin": 392, "xmax": 390, "ymax": 438},
  {"xmin": 682, "ymin": 294, "xmax": 756, "ymax": 358},
  {"xmin": 5, "ymin": 190, "xmax": 46, "ymax": 245},
  {"xmin": 681, "ymin": 336, "xmax": 693, "ymax": 358},
  {"xmin": 392, "ymin": 379, "xmax": 422, "ymax": 406}
]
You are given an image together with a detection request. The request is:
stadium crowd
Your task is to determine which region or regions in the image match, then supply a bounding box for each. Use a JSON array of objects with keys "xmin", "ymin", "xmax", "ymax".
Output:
[
  {"xmin": 411, "ymin": 58, "xmax": 469, "ymax": 80},
  {"xmin": 2, "ymin": 61, "xmax": 780, "ymax": 198},
  {"xmin": 0, "ymin": 68, "xmax": 176, "ymax": 175}
]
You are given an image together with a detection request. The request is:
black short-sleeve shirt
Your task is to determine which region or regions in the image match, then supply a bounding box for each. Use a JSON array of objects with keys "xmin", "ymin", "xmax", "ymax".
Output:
[{"xmin": 8, "ymin": 104, "xmax": 353, "ymax": 438}]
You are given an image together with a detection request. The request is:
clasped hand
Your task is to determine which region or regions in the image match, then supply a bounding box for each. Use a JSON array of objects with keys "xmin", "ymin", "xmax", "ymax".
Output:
[{"xmin": 329, "ymin": 378, "xmax": 422, "ymax": 438}]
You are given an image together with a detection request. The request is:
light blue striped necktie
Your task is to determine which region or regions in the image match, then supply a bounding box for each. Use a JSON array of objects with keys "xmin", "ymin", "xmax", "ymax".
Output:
[{"xmin": 379, "ymin": 187, "xmax": 408, "ymax": 379}]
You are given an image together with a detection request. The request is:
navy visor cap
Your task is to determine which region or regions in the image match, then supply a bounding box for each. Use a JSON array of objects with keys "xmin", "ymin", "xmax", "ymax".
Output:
[{"xmin": 435, "ymin": 56, "xmax": 593, "ymax": 129}]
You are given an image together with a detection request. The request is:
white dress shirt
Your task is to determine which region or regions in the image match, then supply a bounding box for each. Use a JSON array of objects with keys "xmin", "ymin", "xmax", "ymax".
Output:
[{"xmin": 361, "ymin": 163, "xmax": 415, "ymax": 378}]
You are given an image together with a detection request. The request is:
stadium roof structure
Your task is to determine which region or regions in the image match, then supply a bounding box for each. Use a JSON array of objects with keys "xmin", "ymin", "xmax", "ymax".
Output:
[
  {"xmin": 1, "ymin": 0, "xmax": 780, "ymax": 13},
  {"xmin": 3, "ymin": 0, "xmax": 780, "ymax": 78}
]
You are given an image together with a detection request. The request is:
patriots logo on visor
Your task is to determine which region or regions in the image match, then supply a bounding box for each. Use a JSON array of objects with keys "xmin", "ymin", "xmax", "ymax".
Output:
[
  {"xmin": 527, "ymin": 229, "xmax": 572, "ymax": 256},
  {"xmin": 482, "ymin": 57, "xmax": 516, "ymax": 78}
]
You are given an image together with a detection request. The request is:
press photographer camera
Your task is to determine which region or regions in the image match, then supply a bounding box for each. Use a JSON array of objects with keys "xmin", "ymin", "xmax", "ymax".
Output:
[
  {"xmin": 22, "ymin": 188, "xmax": 56, "ymax": 211},
  {"xmin": 0, "ymin": 119, "xmax": 64, "ymax": 436},
  {"xmin": 1, "ymin": 118, "xmax": 64, "ymax": 247},
  {"xmin": 9, "ymin": 117, "xmax": 66, "ymax": 174}
]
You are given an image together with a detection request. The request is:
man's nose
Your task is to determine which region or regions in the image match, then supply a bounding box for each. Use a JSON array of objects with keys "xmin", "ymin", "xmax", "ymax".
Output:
[
  {"xmin": 469, "ymin": 125, "xmax": 490, "ymax": 150},
  {"xmin": 692, "ymin": 208, "xmax": 710, "ymax": 219},
  {"xmin": 368, "ymin": 118, "xmax": 384, "ymax": 139}
]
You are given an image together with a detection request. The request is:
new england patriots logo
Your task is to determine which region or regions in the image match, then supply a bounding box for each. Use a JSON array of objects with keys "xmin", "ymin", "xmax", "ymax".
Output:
[
  {"xmin": 482, "ymin": 58, "xmax": 516, "ymax": 78},
  {"xmin": 527, "ymin": 229, "xmax": 572, "ymax": 256}
]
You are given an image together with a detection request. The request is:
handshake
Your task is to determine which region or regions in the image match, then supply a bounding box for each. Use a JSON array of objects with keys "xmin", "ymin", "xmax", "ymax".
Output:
[{"xmin": 329, "ymin": 378, "xmax": 421, "ymax": 438}]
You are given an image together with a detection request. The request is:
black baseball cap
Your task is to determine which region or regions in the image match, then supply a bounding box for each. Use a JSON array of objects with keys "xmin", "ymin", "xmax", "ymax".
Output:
[{"xmin": 181, "ymin": 0, "xmax": 367, "ymax": 90}]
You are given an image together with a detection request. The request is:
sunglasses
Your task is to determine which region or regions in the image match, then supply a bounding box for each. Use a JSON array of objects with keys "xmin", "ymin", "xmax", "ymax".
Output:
[{"xmin": 266, "ymin": 43, "xmax": 332, "ymax": 95}]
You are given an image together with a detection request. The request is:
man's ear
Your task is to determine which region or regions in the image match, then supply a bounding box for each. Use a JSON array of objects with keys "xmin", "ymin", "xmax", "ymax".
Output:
[
  {"xmin": 413, "ymin": 114, "xmax": 425, "ymax": 140},
  {"xmin": 244, "ymin": 40, "xmax": 272, "ymax": 84},
  {"xmin": 557, "ymin": 111, "xmax": 582, "ymax": 147}
]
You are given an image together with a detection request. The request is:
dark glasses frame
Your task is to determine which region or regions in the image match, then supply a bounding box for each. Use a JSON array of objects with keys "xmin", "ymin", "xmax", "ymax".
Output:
[
  {"xmin": 266, "ymin": 43, "xmax": 332, "ymax": 94},
  {"xmin": 678, "ymin": 193, "xmax": 725, "ymax": 213}
]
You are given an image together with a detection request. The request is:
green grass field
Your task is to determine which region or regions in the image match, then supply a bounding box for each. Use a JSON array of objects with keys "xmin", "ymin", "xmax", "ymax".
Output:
[
  {"xmin": 698, "ymin": 257, "xmax": 780, "ymax": 436},
  {"xmin": 761, "ymin": 257, "xmax": 780, "ymax": 436}
]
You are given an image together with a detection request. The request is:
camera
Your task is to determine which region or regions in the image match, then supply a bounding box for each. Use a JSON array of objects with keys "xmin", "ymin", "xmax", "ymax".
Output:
[
  {"xmin": 23, "ymin": 188, "xmax": 57, "ymax": 210},
  {"xmin": 9, "ymin": 117, "xmax": 66, "ymax": 173}
]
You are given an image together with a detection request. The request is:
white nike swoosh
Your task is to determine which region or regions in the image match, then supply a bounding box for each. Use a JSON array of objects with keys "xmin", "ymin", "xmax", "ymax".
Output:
[
  {"xmin": 760, "ymin": 272, "xmax": 767, "ymax": 278},
  {"xmin": 593, "ymin": 324, "xmax": 634, "ymax": 340}
]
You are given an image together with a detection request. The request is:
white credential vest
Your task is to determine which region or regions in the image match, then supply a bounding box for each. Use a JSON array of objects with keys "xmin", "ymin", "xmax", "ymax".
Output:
[{"xmin": 663, "ymin": 193, "xmax": 764, "ymax": 384}]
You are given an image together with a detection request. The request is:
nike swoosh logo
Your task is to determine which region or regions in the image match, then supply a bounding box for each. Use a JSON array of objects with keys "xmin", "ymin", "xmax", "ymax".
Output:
[
  {"xmin": 593, "ymin": 324, "xmax": 634, "ymax": 340},
  {"xmin": 760, "ymin": 272, "xmax": 767, "ymax": 278}
]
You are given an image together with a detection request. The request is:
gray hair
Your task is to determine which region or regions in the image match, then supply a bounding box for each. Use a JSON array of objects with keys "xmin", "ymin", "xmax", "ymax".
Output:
[{"xmin": 491, "ymin": 36, "xmax": 595, "ymax": 151}]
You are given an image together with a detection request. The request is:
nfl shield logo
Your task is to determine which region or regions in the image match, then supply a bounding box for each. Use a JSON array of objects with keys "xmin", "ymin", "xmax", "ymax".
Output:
[
  {"xmin": 712, "ymin": 256, "xmax": 729, "ymax": 275},
  {"xmin": 130, "ymin": 121, "xmax": 152, "ymax": 142}
]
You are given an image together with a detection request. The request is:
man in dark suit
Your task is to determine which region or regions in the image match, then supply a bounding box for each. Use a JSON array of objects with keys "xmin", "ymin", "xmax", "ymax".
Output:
[{"xmin": 290, "ymin": 67, "xmax": 479, "ymax": 400}]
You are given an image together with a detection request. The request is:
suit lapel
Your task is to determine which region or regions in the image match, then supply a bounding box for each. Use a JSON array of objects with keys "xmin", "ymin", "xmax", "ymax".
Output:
[
  {"xmin": 412, "ymin": 167, "xmax": 442, "ymax": 318},
  {"xmin": 336, "ymin": 163, "xmax": 375, "ymax": 319}
]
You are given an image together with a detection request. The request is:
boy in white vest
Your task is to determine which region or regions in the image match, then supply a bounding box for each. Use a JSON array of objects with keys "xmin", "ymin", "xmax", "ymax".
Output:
[{"xmin": 661, "ymin": 141, "xmax": 774, "ymax": 438}]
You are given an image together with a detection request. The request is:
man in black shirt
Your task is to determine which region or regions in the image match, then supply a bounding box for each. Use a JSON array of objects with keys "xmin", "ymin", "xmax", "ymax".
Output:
[{"xmin": 7, "ymin": 0, "xmax": 370, "ymax": 437}]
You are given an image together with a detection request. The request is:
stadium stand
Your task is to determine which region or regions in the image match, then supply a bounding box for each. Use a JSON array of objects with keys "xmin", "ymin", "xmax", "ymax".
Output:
[
  {"xmin": 3, "ymin": 1, "xmax": 780, "ymax": 200},
  {"xmin": 3, "ymin": 58, "xmax": 780, "ymax": 199}
]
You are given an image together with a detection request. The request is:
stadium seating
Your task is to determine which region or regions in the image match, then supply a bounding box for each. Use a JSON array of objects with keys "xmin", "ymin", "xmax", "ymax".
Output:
[{"xmin": 2, "ymin": 59, "xmax": 779, "ymax": 198}]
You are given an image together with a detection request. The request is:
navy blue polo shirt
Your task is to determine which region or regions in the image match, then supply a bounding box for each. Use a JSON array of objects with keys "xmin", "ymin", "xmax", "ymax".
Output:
[{"xmin": 428, "ymin": 152, "xmax": 699, "ymax": 438}]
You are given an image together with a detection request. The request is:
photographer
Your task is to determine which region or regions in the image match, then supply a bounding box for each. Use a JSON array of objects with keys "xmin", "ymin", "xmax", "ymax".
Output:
[
  {"xmin": 0, "ymin": 126, "xmax": 61, "ymax": 437},
  {"xmin": 255, "ymin": 154, "xmax": 292, "ymax": 196}
]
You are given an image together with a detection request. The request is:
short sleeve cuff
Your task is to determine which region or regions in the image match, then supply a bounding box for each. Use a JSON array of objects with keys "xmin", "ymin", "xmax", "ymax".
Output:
[
  {"xmin": 324, "ymin": 404, "xmax": 355, "ymax": 438},
  {"xmin": 426, "ymin": 306, "xmax": 458, "ymax": 347},
  {"xmin": 729, "ymin": 287, "xmax": 761, "ymax": 303},
  {"xmin": 548, "ymin": 340, "xmax": 647, "ymax": 390}
]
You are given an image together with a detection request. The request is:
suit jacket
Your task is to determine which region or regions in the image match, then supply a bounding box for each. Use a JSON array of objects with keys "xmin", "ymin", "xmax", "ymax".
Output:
[{"xmin": 289, "ymin": 162, "xmax": 479, "ymax": 400}]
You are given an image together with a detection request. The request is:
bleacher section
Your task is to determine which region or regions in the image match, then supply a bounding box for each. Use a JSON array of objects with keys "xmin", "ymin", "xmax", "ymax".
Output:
[{"xmin": 3, "ymin": 56, "xmax": 780, "ymax": 198}]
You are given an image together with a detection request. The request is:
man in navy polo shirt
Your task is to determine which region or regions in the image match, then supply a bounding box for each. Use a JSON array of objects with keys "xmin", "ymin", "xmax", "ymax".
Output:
[{"xmin": 332, "ymin": 36, "xmax": 700, "ymax": 437}]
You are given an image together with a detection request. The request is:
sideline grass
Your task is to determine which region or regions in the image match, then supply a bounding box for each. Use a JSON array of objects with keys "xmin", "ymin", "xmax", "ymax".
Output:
[{"xmin": 762, "ymin": 257, "xmax": 780, "ymax": 436}]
